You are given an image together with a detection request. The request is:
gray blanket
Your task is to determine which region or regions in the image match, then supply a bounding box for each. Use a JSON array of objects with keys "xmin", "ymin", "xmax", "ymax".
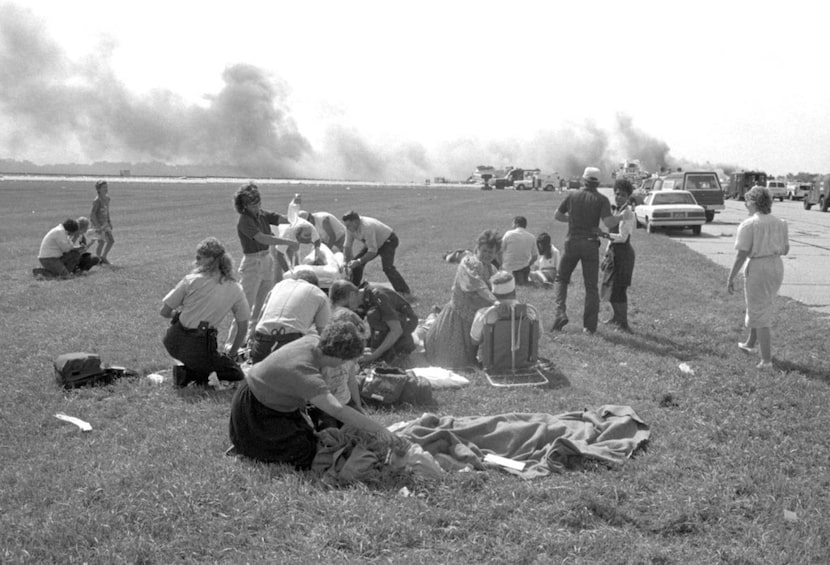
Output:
[{"xmin": 393, "ymin": 405, "xmax": 650, "ymax": 479}]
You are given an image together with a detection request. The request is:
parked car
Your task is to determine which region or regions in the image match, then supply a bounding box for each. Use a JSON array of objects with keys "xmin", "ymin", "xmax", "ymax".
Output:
[
  {"xmin": 634, "ymin": 190, "xmax": 706, "ymax": 235},
  {"xmin": 765, "ymin": 180, "xmax": 787, "ymax": 201}
]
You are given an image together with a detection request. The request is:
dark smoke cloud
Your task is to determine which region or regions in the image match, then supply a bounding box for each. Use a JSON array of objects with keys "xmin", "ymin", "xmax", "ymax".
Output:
[
  {"xmin": 0, "ymin": 4, "xmax": 311, "ymax": 176},
  {"xmin": 0, "ymin": 3, "xmax": 736, "ymax": 182}
]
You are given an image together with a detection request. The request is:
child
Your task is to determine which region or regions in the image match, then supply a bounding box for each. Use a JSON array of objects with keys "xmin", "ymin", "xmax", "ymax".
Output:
[
  {"xmin": 529, "ymin": 232, "xmax": 560, "ymax": 287},
  {"xmin": 90, "ymin": 180, "xmax": 114, "ymax": 264}
]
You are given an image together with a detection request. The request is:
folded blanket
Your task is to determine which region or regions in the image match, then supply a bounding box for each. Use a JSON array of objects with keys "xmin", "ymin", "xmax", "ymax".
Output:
[{"xmin": 394, "ymin": 405, "xmax": 650, "ymax": 479}]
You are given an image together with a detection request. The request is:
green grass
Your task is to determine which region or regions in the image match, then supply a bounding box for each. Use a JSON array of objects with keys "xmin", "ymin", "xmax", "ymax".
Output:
[{"xmin": 2, "ymin": 179, "xmax": 829, "ymax": 564}]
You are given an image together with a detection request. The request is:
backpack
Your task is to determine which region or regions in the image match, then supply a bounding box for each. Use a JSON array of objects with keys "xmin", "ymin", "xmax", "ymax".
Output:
[
  {"xmin": 54, "ymin": 352, "xmax": 112, "ymax": 388},
  {"xmin": 479, "ymin": 304, "xmax": 539, "ymax": 371}
]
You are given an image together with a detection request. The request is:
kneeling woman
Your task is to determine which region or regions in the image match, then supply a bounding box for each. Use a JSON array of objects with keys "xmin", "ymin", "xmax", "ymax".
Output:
[
  {"xmin": 228, "ymin": 321, "xmax": 400, "ymax": 468},
  {"xmin": 161, "ymin": 237, "xmax": 250, "ymax": 386}
]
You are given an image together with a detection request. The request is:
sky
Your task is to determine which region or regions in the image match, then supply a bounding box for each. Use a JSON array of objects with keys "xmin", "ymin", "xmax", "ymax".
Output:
[{"xmin": 1, "ymin": 0, "xmax": 828, "ymax": 181}]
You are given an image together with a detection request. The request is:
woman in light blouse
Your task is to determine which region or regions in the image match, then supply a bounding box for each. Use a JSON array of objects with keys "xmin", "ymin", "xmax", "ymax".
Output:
[
  {"xmin": 600, "ymin": 179, "xmax": 637, "ymax": 331},
  {"xmin": 727, "ymin": 186, "xmax": 789, "ymax": 370}
]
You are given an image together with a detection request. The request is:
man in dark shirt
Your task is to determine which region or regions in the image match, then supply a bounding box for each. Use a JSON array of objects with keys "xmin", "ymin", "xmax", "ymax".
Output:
[
  {"xmin": 358, "ymin": 283, "xmax": 419, "ymax": 367},
  {"xmin": 227, "ymin": 182, "xmax": 299, "ymax": 351},
  {"xmin": 551, "ymin": 167, "xmax": 621, "ymax": 334}
]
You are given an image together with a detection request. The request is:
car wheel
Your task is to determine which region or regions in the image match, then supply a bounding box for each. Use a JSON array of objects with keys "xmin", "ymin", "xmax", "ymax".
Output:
[
  {"xmin": 516, "ymin": 184, "xmax": 525, "ymax": 191},
  {"xmin": 691, "ymin": 225, "xmax": 702, "ymax": 235},
  {"xmin": 646, "ymin": 218, "xmax": 655, "ymax": 234},
  {"xmin": 544, "ymin": 184, "xmax": 554, "ymax": 192}
]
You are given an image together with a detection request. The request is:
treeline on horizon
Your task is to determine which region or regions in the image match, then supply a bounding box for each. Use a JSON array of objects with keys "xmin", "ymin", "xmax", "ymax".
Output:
[{"xmin": 0, "ymin": 158, "xmax": 824, "ymax": 184}]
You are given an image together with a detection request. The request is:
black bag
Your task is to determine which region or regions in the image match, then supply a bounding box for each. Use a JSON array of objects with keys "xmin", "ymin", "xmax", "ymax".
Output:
[
  {"xmin": 359, "ymin": 366, "xmax": 433, "ymax": 406},
  {"xmin": 54, "ymin": 352, "xmax": 114, "ymax": 388}
]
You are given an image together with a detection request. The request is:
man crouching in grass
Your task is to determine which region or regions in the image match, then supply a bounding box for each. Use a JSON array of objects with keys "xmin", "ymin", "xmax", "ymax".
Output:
[{"xmin": 228, "ymin": 320, "xmax": 403, "ymax": 468}]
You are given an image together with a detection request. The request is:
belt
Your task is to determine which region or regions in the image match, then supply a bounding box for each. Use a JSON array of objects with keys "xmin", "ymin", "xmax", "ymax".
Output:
[
  {"xmin": 176, "ymin": 320, "xmax": 214, "ymax": 335},
  {"xmin": 255, "ymin": 329, "xmax": 304, "ymax": 341},
  {"xmin": 244, "ymin": 249, "xmax": 270, "ymax": 257}
]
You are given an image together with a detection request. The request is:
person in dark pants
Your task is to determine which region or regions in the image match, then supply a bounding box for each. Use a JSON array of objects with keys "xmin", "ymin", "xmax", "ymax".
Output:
[
  {"xmin": 342, "ymin": 210, "xmax": 413, "ymax": 301},
  {"xmin": 228, "ymin": 321, "xmax": 404, "ymax": 467},
  {"xmin": 161, "ymin": 237, "xmax": 250, "ymax": 386},
  {"xmin": 35, "ymin": 218, "xmax": 82, "ymax": 278},
  {"xmin": 600, "ymin": 179, "xmax": 637, "ymax": 332},
  {"xmin": 247, "ymin": 268, "xmax": 331, "ymax": 364},
  {"xmin": 551, "ymin": 166, "xmax": 622, "ymax": 334}
]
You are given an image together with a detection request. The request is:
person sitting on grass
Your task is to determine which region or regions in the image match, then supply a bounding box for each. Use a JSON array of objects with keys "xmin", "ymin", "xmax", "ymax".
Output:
[
  {"xmin": 469, "ymin": 271, "xmax": 540, "ymax": 362},
  {"xmin": 161, "ymin": 237, "xmax": 250, "ymax": 387},
  {"xmin": 71, "ymin": 216, "xmax": 101, "ymax": 273},
  {"xmin": 228, "ymin": 320, "xmax": 404, "ymax": 467},
  {"xmin": 528, "ymin": 232, "xmax": 560, "ymax": 287},
  {"xmin": 35, "ymin": 218, "xmax": 82, "ymax": 278}
]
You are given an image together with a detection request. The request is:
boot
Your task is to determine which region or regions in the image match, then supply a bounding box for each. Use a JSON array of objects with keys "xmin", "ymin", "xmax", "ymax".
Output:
[{"xmin": 613, "ymin": 302, "xmax": 631, "ymax": 332}]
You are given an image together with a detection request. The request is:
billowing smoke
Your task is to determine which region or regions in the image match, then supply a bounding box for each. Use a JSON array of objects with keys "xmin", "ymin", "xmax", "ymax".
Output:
[
  {"xmin": 0, "ymin": 4, "xmax": 311, "ymax": 177},
  {"xmin": 0, "ymin": 3, "xmax": 738, "ymax": 182}
]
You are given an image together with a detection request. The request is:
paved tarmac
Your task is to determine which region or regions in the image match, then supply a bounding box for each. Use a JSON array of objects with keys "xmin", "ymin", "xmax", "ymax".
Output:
[{"xmin": 665, "ymin": 198, "xmax": 830, "ymax": 320}]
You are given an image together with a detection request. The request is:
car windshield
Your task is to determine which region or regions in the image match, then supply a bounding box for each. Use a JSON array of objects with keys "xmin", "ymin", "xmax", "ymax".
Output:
[
  {"xmin": 652, "ymin": 193, "xmax": 696, "ymax": 205},
  {"xmin": 685, "ymin": 174, "xmax": 720, "ymax": 190}
]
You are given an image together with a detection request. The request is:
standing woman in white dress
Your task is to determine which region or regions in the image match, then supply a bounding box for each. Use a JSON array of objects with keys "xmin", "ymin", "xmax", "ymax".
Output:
[{"xmin": 727, "ymin": 186, "xmax": 789, "ymax": 370}]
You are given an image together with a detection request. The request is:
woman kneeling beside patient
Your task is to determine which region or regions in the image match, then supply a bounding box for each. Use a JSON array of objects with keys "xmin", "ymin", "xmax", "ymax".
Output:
[{"xmin": 228, "ymin": 320, "xmax": 402, "ymax": 468}]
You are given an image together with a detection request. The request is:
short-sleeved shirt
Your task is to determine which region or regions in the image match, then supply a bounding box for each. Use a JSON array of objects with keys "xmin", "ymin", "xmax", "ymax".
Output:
[
  {"xmin": 245, "ymin": 335, "xmax": 331, "ymax": 412},
  {"xmin": 255, "ymin": 278, "xmax": 331, "ymax": 335},
  {"xmin": 501, "ymin": 227, "xmax": 537, "ymax": 272},
  {"xmin": 735, "ymin": 213, "xmax": 789, "ymax": 258},
  {"xmin": 345, "ymin": 216, "xmax": 393, "ymax": 254},
  {"xmin": 38, "ymin": 224, "xmax": 74, "ymax": 258},
  {"xmin": 557, "ymin": 188, "xmax": 613, "ymax": 239},
  {"xmin": 237, "ymin": 210, "xmax": 285, "ymax": 254},
  {"xmin": 163, "ymin": 273, "xmax": 250, "ymax": 329},
  {"xmin": 311, "ymin": 212, "xmax": 347, "ymax": 248}
]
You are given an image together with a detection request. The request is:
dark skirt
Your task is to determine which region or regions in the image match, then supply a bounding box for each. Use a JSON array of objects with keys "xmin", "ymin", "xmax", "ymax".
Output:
[
  {"xmin": 601, "ymin": 242, "xmax": 635, "ymax": 289},
  {"xmin": 228, "ymin": 381, "xmax": 317, "ymax": 468}
]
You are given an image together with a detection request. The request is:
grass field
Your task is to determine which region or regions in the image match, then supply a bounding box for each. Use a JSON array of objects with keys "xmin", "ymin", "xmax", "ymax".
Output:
[{"xmin": 2, "ymin": 178, "xmax": 830, "ymax": 564}]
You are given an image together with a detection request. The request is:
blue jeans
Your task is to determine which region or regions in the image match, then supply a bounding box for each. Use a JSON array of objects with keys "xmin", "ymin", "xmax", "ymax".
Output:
[{"xmin": 553, "ymin": 238, "xmax": 601, "ymax": 332}]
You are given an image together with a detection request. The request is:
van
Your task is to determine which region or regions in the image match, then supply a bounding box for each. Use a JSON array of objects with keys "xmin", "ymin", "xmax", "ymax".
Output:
[
  {"xmin": 727, "ymin": 171, "xmax": 767, "ymax": 201},
  {"xmin": 765, "ymin": 180, "xmax": 787, "ymax": 202},
  {"xmin": 657, "ymin": 171, "xmax": 725, "ymax": 222}
]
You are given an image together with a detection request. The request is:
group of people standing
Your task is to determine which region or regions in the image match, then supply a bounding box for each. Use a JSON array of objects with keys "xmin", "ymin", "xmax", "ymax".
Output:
[
  {"xmin": 424, "ymin": 167, "xmax": 639, "ymax": 369},
  {"xmin": 34, "ymin": 180, "xmax": 115, "ymax": 278}
]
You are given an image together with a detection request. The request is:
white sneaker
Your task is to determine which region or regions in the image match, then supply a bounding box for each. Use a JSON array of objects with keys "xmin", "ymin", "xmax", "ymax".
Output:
[
  {"xmin": 756, "ymin": 360, "xmax": 774, "ymax": 370},
  {"xmin": 738, "ymin": 342, "xmax": 758, "ymax": 354}
]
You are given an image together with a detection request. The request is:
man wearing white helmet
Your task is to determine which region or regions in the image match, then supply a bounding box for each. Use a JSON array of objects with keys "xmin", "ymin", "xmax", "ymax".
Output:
[{"xmin": 550, "ymin": 166, "xmax": 622, "ymax": 334}]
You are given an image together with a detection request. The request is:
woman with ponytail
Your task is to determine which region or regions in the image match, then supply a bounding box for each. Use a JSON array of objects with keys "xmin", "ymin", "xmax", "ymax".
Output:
[{"xmin": 161, "ymin": 237, "xmax": 251, "ymax": 386}]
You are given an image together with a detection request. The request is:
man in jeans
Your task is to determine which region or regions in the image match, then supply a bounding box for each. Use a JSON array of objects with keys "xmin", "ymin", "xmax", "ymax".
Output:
[
  {"xmin": 342, "ymin": 210, "xmax": 413, "ymax": 301},
  {"xmin": 551, "ymin": 166, "xmax": 621, "ymax": 334}
]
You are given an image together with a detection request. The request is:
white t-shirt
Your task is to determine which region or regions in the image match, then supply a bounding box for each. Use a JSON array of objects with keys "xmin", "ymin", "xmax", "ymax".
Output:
[{"xmin": 501, "ymin": 227, "xmax": 537, "ymax": 272}]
